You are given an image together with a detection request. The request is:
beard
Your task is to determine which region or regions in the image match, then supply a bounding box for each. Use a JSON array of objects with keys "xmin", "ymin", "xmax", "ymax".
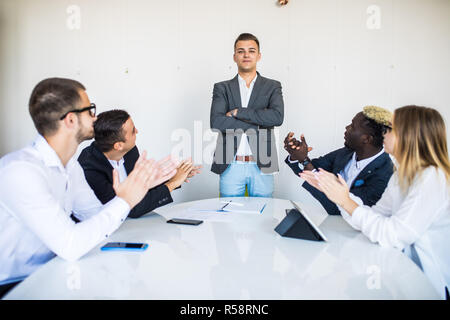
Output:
[
  {"xmin": 75, "ymin": 125, "xmax": 94, "ymax": 144},
  {"xmin": 344, "ymin": 140, "xmax": 355, "ymax": 151},
  {"xmin": 344, "ymin": 140, "xmax": 349, "ymax": 148}
]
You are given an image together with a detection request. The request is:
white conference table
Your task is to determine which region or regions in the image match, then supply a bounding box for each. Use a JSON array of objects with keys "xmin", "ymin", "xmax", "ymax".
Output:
[{"xmin": 5, "ymin": 197, "xmax": 439, "ymax": 300}]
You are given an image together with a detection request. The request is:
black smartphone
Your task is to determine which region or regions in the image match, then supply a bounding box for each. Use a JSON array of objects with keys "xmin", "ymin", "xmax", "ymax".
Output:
[
  {"xmin": 101, "ymin": 242, "xmax": 148, "ymax": 251},
  {"xmin": 167, "ymin": 218, "xmax": 203, "ymax": 226}
]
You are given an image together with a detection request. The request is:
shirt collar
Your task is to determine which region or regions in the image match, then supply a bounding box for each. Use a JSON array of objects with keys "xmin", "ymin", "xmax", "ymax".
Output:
[
  {"xmin": 32, "ymin": 135, "xmax": 78, "ymax": 173},
  {"xmin": 32, "ymin": 135, "xmax": 66, "ymax": 171},
  {"xmin": 238, "ymin": 73, "xmax": 258, "ymax": 86},
  {"xmin": 352, "ymin": 148, "xmax": 385, "ymax": 169},
  {"xmin": 108, "ymin": 158, "xmax": 125, "ymax": 169}
]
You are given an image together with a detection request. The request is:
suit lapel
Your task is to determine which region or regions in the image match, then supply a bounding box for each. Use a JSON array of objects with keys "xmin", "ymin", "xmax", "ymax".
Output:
[
  {"xmin": 230, "ymin": 75, "xmax": 242, "ymax": 109},
  {"xmin": 124, "ymin": 146, "xmax": 139, "ymax": 174},
  {"xmin": 354, "ymin": 152, "xmax": 388, "ymax": 181},
  {"xmin": 247, "ymin": 72, "xmax": 263, "ymax": 109},
  {"xmin": 334, "ymin": 149, "xmax": 354, "ymax": 173}
]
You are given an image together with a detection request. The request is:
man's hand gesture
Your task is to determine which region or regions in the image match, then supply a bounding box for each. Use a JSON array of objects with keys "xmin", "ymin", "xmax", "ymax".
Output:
[
  {"xmin": 284, "ymin": 132, "xmax": 312, "ymax": 162},
  {"xmin": 113, "ymin": 151, "xmax": 178, "ymax": 208}
]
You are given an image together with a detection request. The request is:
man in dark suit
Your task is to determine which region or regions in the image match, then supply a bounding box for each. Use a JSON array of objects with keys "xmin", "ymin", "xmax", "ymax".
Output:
[
  {"xmin": 78, "ymin": 110, "xmax": 200, "ymax": 219},
  {"xmin": 284, "ymin": 106, "xmax": 394, "ymax": 215},
  {"xmin": 210, "ymin": 33, "xmax": 284, "ymax": 197}
]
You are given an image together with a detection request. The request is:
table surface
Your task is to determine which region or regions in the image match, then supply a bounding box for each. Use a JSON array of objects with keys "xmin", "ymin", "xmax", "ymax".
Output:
[{"xmin": 4, "ymin": 197, "xmax": 439, "ymax": 299}]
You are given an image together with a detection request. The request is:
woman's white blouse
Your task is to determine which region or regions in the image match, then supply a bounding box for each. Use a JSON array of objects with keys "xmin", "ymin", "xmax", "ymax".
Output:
[{"xmin": 340, "ymin": 167, "xmax": 450, "ymax": 299}]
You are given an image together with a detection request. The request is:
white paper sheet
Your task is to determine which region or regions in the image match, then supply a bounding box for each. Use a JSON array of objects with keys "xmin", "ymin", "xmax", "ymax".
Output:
[{"xmin": 187, "ymin": 198, "xmax": 267, "ymax": 215}]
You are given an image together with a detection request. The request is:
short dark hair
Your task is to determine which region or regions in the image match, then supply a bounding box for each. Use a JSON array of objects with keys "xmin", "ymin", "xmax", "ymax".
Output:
[
  {"xmin": 234, "ymin": 33, "xmax": 260, "ymax": 51},
  {"xmin": 29, "ymin": 78, "xmax": 85, "ymax": 136},
  {"xmin": 94, "ymin": 109, "xmax": 130, "ymax": 152},
  {"xmin": 361, "ymin": 116, "xmax": 387, "ymax": 149}
]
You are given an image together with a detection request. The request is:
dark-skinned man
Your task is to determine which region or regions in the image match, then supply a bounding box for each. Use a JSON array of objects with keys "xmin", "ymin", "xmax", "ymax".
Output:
[{"xmin": 284, "ymin": 106, "xmax": 394, "ymax": 215}]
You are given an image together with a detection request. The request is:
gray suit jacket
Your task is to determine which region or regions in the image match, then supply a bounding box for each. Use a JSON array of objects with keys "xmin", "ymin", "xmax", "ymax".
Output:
[{"xmin": 210, "ymin": 72, "xmax": 284, "ymax": 175}]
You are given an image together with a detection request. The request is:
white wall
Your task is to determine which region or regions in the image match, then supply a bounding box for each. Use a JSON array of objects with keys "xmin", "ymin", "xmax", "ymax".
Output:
[{"xmin": 1, "ymin": 0, "xmax": 449, "ymax": 206}]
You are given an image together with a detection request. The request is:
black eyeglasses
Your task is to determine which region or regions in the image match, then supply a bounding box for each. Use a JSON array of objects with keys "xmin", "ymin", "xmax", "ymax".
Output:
[{"xmin": 60, "ymin": 103, "xmax": 96, "ymax": 120}]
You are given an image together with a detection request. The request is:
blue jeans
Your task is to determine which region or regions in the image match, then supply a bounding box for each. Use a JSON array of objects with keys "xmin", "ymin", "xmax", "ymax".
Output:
[{"xmin": 219, "ymin": 161, "xmax": 274, "ymax": 197}]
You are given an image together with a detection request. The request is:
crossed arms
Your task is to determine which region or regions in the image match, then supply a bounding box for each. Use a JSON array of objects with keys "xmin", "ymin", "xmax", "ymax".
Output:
[{"xmin": 210, "ymin": 81, "xmax": 284, "ymax": 132}]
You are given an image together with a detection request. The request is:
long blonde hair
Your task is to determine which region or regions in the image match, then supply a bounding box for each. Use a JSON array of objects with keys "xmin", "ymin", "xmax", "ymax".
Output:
[{"xmin": 393, "ymin": 105, "xmax": 450, "ymax": 192}]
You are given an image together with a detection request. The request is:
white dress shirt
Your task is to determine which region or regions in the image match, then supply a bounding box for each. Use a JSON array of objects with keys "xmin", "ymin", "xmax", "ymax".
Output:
[
  {"xmin": 0, "ymin": 135, "xmax": 130, "ymax": 285},
  {"xmin": 108, "ymin": 158, "xmax": 127, "ymax": 183},
  {"xmin": 340, "ymin": 167, "xmax": 450, "ymax": 299},
  {"xmin": 235, "ymin": 74, "xmax": 257, "ymax": 157},
  {"xmin": 340, "ymin": 148, "xmax": 385, "ymax": 187}
]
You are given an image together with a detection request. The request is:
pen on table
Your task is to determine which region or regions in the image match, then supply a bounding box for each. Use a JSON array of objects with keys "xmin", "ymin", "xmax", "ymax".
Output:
[
  {"xmin": 220, "ymin": 200, "xmax": 231, "ymax": 211},
  {"xmin": 220, "ymin": 201, "xmax": 244, "ymax": 206}
]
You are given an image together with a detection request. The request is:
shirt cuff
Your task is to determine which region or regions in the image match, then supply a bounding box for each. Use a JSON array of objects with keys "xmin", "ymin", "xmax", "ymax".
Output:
[
  {"xmin": 338, "ymin": 193, "xmax": 364, "ymax": 230},
  {"xmin": 349, "ymin": 206, "xmax": 365, "ymax": 230},
  {"xmin": 286, "ymin": 155, "xmax": 303, "ymax": 170},
  {"xmin": 287, "ymin": 155, "xmax": 299, "ymax": 163},
  {"xmin": 346, "ymin": 193, "xmax": 365, "ymax": 229},
  {"xmin": 106, "ymin": 196, "xmax": 131, "ymax": 224}
]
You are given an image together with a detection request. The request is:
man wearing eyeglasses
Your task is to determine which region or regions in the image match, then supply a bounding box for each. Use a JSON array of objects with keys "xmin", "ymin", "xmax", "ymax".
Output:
[{"xmin": 0, "ymin": 77, "xmax": 179, "ymax": 298}]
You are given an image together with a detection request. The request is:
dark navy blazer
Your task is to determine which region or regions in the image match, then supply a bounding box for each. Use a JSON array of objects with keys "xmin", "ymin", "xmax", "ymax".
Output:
[
  {"xmin": 285, "ymin": 147, "xmax": 394, "ymax": 215},
  {"xmin": 78, "ymin": 142, "xmax": 173, "ymax": 219}
]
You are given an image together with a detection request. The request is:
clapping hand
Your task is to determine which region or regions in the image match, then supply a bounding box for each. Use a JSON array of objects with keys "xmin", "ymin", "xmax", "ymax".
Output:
[
  {"xmin": 165, "ymin": 158, "xmax": 201, "ymax": 191},
  {"xmin": 147, "ymin": 154, "xmax": 179, "ymax": 189},
  {"xmin": 300, "ymin": 168, "xmax": 350, "ymax": 207},
  {"xmin": 298, "ymin": 169, "xmax": 323, "ymax": 192},
  {"xmin": 113, "ymin": 151, "xmax": 178, "ymax": 208},
  {"xmin": 185, "ymin": 164, "xmax": 202, "ymax": 183}
]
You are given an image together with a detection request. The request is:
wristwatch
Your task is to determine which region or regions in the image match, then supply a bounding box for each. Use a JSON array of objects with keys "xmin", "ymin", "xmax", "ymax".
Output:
[{"xmin": 302, "ymin": 157, "xmax": 311, "ymax": 167}]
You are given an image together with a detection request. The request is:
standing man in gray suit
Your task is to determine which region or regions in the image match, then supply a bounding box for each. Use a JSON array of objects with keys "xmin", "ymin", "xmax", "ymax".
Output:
[{"xmin": 210, "ymin": 33, "xmax": 284, "ymax": 197}]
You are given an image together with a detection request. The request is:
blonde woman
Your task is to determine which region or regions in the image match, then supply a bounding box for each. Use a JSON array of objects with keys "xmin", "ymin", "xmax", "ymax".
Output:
[{"xmin": 301, "ymin": 105, "xmax": 450, "ymax": 299}]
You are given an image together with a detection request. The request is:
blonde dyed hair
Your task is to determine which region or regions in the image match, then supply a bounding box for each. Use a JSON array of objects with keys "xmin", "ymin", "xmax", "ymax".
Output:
[{"xmin": 393, "ymin": 105, "xmax": 450, "ymax": 192}]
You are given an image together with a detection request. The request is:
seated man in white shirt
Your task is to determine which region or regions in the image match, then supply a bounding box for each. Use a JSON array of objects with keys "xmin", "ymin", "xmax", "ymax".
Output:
[
  {"xmin": 284, "ymin": 106, "xmax": 394, "ymax": 215},
  {"xmin": 0, "ymin": 78, "xmax": 178, "ymax": 298}
]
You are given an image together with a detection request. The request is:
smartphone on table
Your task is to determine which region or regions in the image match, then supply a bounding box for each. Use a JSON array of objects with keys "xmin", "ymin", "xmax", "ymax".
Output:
[
  {"xmin": 101, "ymin": 242, "xmax": 148, "ymax": 251},
  {"xmin": 167, "ymin": 218, "xmax": 203, "ymax": 226}
]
